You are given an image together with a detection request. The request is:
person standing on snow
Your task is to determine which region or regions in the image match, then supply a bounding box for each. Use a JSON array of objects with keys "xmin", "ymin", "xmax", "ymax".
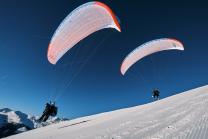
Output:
[{"xmin": 152, "ymin": 89, "xmax": 160, "ymax": 101}]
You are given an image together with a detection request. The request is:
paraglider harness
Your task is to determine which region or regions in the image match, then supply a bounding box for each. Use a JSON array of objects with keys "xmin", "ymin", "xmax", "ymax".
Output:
[
  {"xmin": 39, "ymin": 102, "xmax": 58, "ymax": 122},
  {"xmin": 152, "ymin": 89, "xmax": 160, "ymax": 101},
  {"xmin": 50, "ymin": 103, "xmax": 58, "ymax": 117}
]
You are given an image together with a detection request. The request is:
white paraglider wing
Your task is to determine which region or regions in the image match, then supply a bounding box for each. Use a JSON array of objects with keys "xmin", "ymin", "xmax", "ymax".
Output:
[
  {"xmin": 120, "ymin": 38, "xmax": 184, "ymax": 75},
  {"xmin": 47, "ymin": 1, "xmax": 121, "ymax": 64}
]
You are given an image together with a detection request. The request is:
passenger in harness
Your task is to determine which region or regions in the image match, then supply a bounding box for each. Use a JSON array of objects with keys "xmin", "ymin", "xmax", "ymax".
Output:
[{"xmin": 39, "ymin": 101, "xmax": 58, "ymax": 122}]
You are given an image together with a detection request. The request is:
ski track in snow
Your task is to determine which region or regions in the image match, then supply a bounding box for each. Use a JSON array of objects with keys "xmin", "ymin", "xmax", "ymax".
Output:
[{"xmin": 6, "ymin": 85, "xmax": 208, "ymax": 139}]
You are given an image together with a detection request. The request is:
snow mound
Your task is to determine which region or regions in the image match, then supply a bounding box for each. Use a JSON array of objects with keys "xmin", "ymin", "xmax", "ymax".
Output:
[{"xmin": 6, "ymin": 85, "xmax": 208, "ymax": 139}]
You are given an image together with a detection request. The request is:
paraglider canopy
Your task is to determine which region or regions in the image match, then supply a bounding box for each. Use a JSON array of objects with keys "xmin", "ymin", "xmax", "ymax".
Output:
[
  {"xmin": 47, "ymin": 1, "xmax": 121, "ymax": 65},
  {"xmin": 120, "ymin": 38, "xmax": 184, "ymax": 75}
]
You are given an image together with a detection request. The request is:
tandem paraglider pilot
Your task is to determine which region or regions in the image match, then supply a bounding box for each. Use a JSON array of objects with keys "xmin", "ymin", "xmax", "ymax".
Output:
[{"xmin": 39, "ymin": 101, "xmax": 58, "ymax": 122}]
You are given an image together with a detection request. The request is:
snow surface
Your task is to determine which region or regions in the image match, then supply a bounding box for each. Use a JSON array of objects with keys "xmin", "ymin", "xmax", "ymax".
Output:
[{"xmin": 7, "ymin": 85, "xmax": 208, "ymax": 139}]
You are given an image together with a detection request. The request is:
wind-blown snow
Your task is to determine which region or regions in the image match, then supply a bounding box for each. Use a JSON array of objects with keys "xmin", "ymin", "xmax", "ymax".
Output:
[{"xmin": 7, "ymin": 85, "xmax": 208, "ymax": 139}]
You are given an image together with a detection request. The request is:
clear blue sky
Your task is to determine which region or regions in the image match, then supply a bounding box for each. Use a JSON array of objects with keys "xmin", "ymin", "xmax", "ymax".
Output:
[{"xmin": 0, "ymin": 0, "xmax": 207, "ymax": 119}]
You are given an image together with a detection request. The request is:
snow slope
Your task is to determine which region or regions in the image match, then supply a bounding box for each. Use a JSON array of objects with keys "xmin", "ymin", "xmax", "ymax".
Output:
[{"xmin": 7, "ymin": 85, "xmax": 208, "ymax": 139}]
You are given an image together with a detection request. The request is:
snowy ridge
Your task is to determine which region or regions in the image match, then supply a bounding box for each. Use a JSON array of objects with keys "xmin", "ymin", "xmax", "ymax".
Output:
[
  {"xmin": 7, "ymin": 85, "xmax": 208, "ymax": 139},
  {"xmin": 0, "ymin": 108, "xmax": 67, "ymax": 138},
  {"xmin": 0, "ymin": 108, "xmax": 34, "ymax": 128},
  {"xmin": 0, "ymin": 108, "xmax": 35, "ymax": 138}
]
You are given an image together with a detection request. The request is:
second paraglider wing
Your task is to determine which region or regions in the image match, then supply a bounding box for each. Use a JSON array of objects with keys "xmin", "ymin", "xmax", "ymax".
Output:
[{"xmin": 120, "ymin": 38, "xmax": 184, "ymax": 75}]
